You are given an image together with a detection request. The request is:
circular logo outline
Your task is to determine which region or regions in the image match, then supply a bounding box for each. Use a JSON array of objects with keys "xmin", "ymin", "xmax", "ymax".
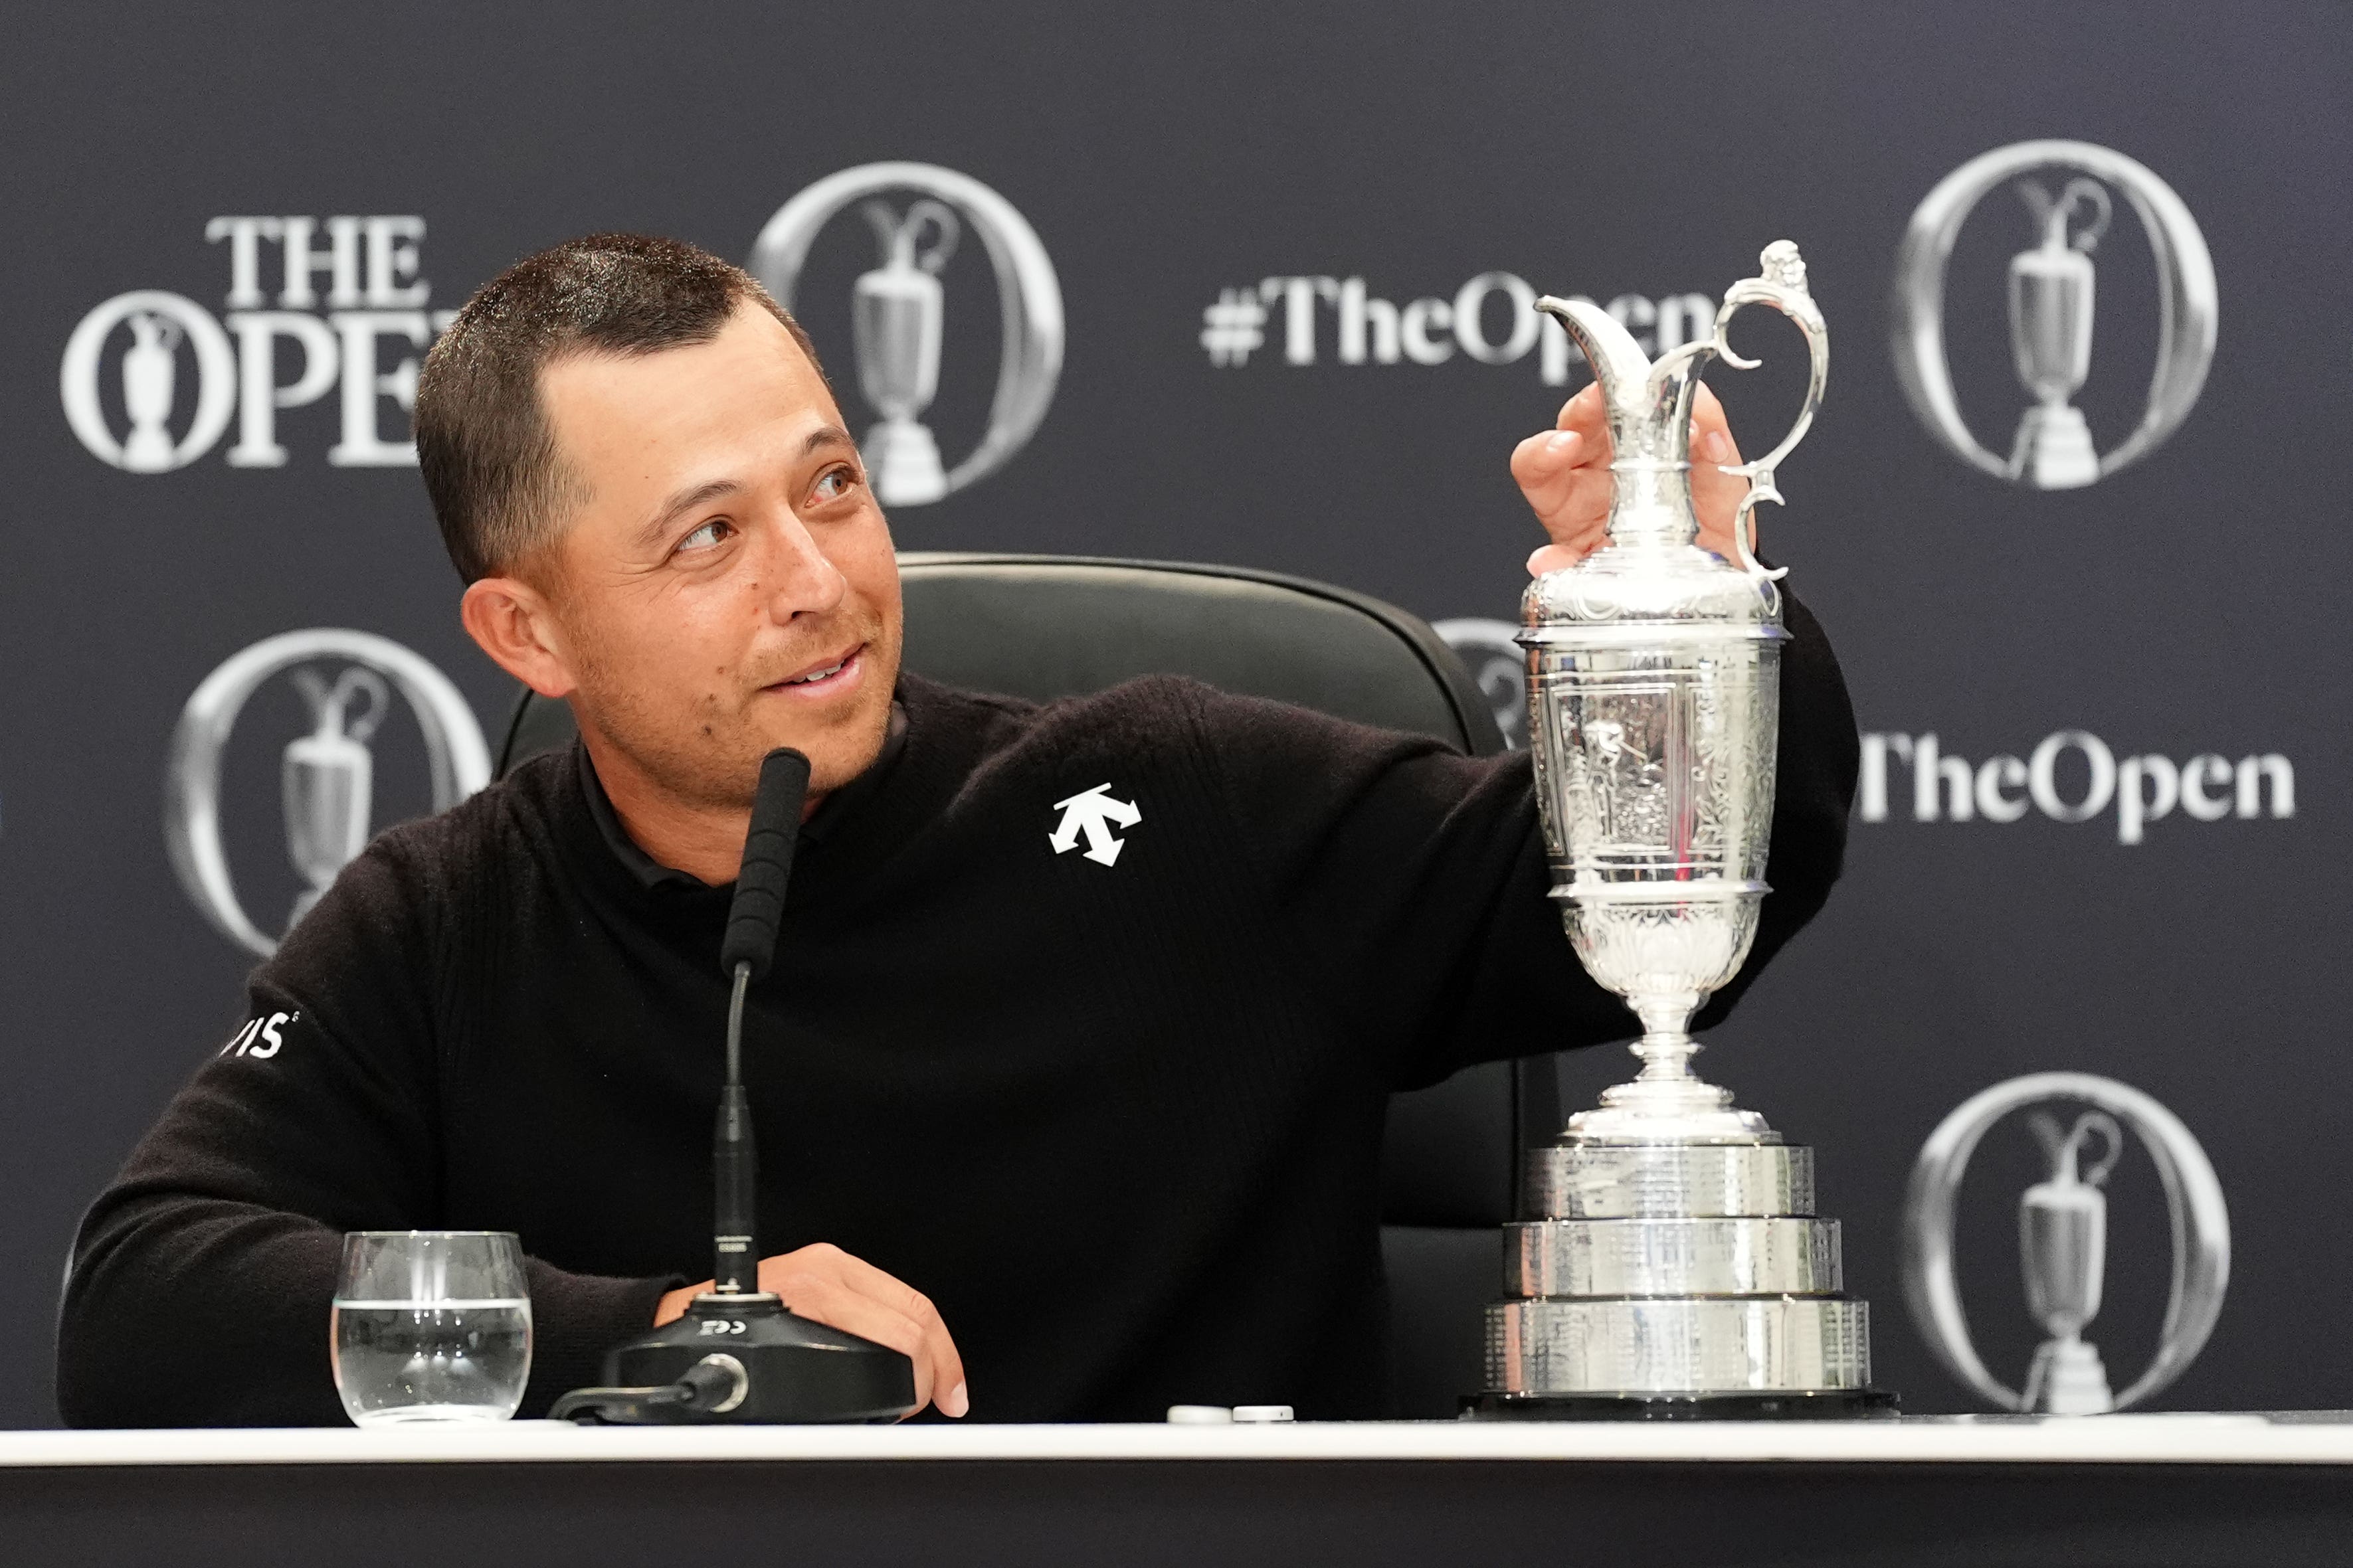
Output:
[
  {"xmin": 1890, "ymin": 140, "xmax": 2217, "ymax": 486},
  {"xmin": 165, "ymin": 629, "xmax": 491, "ymax": 957},
  {"xmin": 60, "ymin": 291, "xmax": 238, "ymax": 473},
  {"xmin": 749, "ymin": 161, "xmax": 1064, "ymax": 505},
  {"xmin": 1901, "ymin": 1070, "xmax": 2230, "ymax": 1412}
]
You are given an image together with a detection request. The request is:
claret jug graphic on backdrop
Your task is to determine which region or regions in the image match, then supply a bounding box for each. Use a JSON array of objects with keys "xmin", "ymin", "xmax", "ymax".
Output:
[
  {"xmin": 165, "ymin": 630, "xmax": 490, "ymax": 958},
  {"xmin": 62, "ymin": 217, "xmax": 456, "ymax": 472},
  {"xmin": 1891, "ymin": 140, "xmax": 2217, "ymax": 489},
  {"xmin": 1903, "ymin": 1073, "xmax": 2229, "ymax": 1415},
  {"xmin": 750, "ymin": 163, "xmax": 1063, "ymax": 508}
]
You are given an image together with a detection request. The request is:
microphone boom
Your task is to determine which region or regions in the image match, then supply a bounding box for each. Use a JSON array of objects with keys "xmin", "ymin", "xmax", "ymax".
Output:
[{"xmin": 555, "ymin": 747, "xmax": 920, "ymax": 1424}]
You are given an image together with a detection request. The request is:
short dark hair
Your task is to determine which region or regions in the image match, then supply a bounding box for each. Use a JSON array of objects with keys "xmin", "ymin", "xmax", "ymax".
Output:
[{"xmin": 415, "ymin": 232, "xmax": 824, "ymax": 582}]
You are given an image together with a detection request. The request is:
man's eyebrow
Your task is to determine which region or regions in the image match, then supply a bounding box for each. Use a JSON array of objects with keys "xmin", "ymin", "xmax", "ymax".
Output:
[
  {"xmin": 634, "ymin": 479, "xmax": 741, "ymax": 553},
  {"xmin": 802, "ymin": 424, "xmax": 856, "ymax": 458}
]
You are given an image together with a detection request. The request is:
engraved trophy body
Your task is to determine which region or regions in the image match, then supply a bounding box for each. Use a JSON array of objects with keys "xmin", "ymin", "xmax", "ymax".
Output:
[
  {"xmin": 1475, "ymin": 242, "xmax": 1891, "ymax": 1418},
  {"xmin": 852, "ymin": 199, "xmax": 960, "ymax": 507}
]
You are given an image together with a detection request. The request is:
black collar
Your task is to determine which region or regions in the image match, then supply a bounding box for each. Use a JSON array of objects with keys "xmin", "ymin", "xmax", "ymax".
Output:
[{"xmin": 577, "ymin": 700, "xmax": 911, "ymax": 891}]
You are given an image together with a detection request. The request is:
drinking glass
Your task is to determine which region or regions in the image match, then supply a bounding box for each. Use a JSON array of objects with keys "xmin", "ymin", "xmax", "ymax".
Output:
[{"xmin": 331, "ymin": 1231, "xmax": 532, "ymax": 1426}]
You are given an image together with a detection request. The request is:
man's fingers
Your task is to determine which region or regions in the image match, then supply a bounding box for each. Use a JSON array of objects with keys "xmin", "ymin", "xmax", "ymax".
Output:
[
  {"xmin": 1509, "ymin": 430, "xmax": 1586, "ymax": 509},
  {"xmin": 1687, "ymin": 388, "xmax": 1751, "ymax": 558},
  {"xmin": 802, "ymin": 1247, "xmax": 969, "ymax": 1421},
  {"xmin": 1513, "ymin": 408, "xmax": 1610, "ymax": 574},
  {"xmin": 1691, "ymin": 383, "xmax": 1731, "ymax": 435},
  {"xmin": 1511, "ymin": 427, "xmax": 1584, "ymax": 474},
  {"xmin": 767, "ymin": 1272, "xmax": 939, "ymax": 1411},
  {"xmin": 1513, "ymin": 431, "xmax": 1612, "ymax": 515},
  {"xmin": 1527, "ymin": 542, "xmax": 1589, "ymax": 576},
  {"xmin": 758, "ymin": 1244, "xmax": 968, "ymax": 1419},
  {"xmin": 1691, "ymin": 436, "xmax": 1750, "ymax": 559},
  {"xmin": 1523, "ymin": 466, "xmax": 1615, "ymax": 543},
  {"xmin": 1516, "ymin": 379, "xmax": 1756, "ymax": 574},
  {"xmin": 1555, "ymin": 381, "xmax": 1606, "ymax": 434}
]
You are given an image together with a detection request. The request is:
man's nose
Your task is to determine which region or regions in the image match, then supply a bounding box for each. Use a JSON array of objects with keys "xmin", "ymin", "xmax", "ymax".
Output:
[{"xmin": 753, "ymin": 511, "xmax": 849, "ymax": 622}]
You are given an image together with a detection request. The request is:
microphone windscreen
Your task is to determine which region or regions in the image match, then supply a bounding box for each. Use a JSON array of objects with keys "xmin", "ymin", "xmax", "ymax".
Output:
[{"xmin": 719, "ymin": 748, "xmax": 812, "ymax": 981}]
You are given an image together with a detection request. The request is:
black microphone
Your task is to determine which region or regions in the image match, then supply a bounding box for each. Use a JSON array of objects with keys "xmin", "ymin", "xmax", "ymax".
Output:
[
  {"xmin": 552, "ymin": 746, "xmax": 919, "ymax": 1425},
  {"xmin": 711, "ymin": 748, "xmax": 810, "ymax": 1294},
  {"xmin": 720, "ymin": 748, "xmax": 811, "ymax": 982}
]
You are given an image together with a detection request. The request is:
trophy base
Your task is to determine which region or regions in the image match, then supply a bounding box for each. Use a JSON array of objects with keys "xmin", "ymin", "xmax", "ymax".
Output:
[
  {"xmin": 864, "ymin": 418, "xmax": 948, "ymax": 506},
  {"xmin": 1461, "ymin": 1387, "xmax": 1899, "ymax": 1422},
  {"xmin": 1508, "ymin": 1215, "xmax": 1842, "ymax": 1297},
  {"xmin": 1528, "ymin": 1140, "xmax": 1813, "ymax": 1219},
  {"xmin": 1485, "ymin": 1294, "xmax": 1875, "ymax": 1396},
  {"xmin": 2008, "ymin": 402, "xmax": 2099, "ymax": 489}
]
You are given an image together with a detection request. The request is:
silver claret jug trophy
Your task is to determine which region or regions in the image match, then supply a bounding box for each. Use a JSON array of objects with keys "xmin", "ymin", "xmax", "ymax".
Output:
[{"xmin": 1473, "ymin": 242, "xmax": 1893, "ymax": 1419}]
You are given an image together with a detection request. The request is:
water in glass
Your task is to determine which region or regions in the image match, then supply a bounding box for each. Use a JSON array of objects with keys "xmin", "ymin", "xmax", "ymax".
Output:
[{"xmin": 332, "ymin": 1231, "xmax": 532, "ymax": 1425}]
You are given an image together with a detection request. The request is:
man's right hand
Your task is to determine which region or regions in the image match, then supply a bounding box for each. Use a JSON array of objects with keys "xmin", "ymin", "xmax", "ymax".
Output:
[
  {"xmin": 1512, "ymin": 381, "xmax": 1750, "ymax": 574},
  {"xmin": 655, "ymin": 1242, "xmax": 968, "ymax": 1418}
]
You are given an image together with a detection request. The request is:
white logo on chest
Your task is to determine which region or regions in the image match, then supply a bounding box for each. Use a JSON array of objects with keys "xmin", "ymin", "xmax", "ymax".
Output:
[{"xmin": 1048, "ymin": 784, "xmax": 1141, "ymax": 867}]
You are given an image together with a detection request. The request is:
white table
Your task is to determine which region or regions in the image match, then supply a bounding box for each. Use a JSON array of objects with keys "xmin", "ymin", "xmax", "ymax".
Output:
[{"xmin": 0, "ymin": 1410, "xmax": 2345, "ymax": 1468}]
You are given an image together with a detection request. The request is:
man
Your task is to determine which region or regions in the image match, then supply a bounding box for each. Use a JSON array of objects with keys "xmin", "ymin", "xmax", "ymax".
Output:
[{"xmin": 59, "ymin": 234, "xmax": 1856, "ymax": 1427}]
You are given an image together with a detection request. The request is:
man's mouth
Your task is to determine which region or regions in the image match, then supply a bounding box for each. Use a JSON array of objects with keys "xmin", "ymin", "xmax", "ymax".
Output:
[{"xmin": 766, "ymin": 643, "xmax": 866, "ymax": 699}]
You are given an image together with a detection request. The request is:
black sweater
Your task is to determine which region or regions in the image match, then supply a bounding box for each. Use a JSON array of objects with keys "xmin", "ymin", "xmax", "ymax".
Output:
[{"xmin": 60, "ymin": 611, "xmax": 1856, "ymax": 1427}]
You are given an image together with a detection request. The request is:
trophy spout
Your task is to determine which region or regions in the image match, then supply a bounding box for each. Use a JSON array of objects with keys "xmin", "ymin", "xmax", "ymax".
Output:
[
  {"xmin": 1535, "ymin": 295, "xmax": 1703, "ymax": 551},
  {"xmin": 1534, "ymin": 296, "xmax": 1656, "ymax": 440}
]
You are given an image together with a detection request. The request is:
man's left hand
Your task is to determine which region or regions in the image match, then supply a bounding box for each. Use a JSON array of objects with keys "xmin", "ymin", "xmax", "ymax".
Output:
[{"xmin": 1511, "ymin": 381, "xmax": 1750, "ymax": 576}]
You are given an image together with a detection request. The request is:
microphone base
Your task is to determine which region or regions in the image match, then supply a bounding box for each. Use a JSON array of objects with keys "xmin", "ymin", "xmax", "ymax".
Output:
[{"xmin": 599, "ymin": 1293, "xmax": 919, "ymax": 1424}]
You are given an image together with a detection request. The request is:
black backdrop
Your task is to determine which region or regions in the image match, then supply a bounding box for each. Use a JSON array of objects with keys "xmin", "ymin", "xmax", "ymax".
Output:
[{"xmin": 2, "ymin": 1, "xmax": 2344, "ymax": 1427}]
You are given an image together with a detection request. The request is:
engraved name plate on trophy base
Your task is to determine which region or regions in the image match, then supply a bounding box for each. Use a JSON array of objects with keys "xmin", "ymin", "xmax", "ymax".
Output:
[{"xmin": 1465, "ymin": 242, "xmax": 1893, "ymax": 1419}]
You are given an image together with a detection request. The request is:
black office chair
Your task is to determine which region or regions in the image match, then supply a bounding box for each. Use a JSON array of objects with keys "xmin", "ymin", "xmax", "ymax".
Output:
[{"xmin": 496, "ymin": 552, "xmax": 1560, "ymax": 1417}]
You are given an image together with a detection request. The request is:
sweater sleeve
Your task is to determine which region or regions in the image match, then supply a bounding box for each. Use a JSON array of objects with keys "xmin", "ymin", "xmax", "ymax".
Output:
[
  {"xmin": 1191, "ymin": 588, "xmax": 1857, "ymax": 1091},
  {"xmin": 56, "ymin": 830, "xmax": 677, "ymax": 1428}
]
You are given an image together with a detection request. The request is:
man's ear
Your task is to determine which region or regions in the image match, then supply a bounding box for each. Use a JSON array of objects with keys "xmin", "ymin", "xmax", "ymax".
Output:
[{"xmin": 460, "ymin": 572, "xmax": 578, "ymax": 699}]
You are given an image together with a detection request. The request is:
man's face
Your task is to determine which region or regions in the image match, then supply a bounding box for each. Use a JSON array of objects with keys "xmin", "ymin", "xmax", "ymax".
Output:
[{"xmin": 531, "ymin": 302, "xmax": 901, "ymax": 807}]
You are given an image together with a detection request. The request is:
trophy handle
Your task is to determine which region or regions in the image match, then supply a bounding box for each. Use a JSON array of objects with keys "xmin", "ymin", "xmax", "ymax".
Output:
[
  {"xmin": 861, "ymin": 198, "xmax": 962, "ymax": 275},
  {"xmin": 1703, "ymin": 242, "xmax": 1830, "ymax": 582},
  {"xmin": 329, "ymin": 667, "xmax": 391, "ymax": 744},
  {"xmin": 2020, "ymin": 177, "xmax": 2113, "ymax": 256}
]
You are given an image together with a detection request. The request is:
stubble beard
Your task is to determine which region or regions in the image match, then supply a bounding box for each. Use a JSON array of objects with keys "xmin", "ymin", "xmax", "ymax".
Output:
[{"xmin": 568, "ymin": 606, "xmax": 895, "ymax": 812}]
